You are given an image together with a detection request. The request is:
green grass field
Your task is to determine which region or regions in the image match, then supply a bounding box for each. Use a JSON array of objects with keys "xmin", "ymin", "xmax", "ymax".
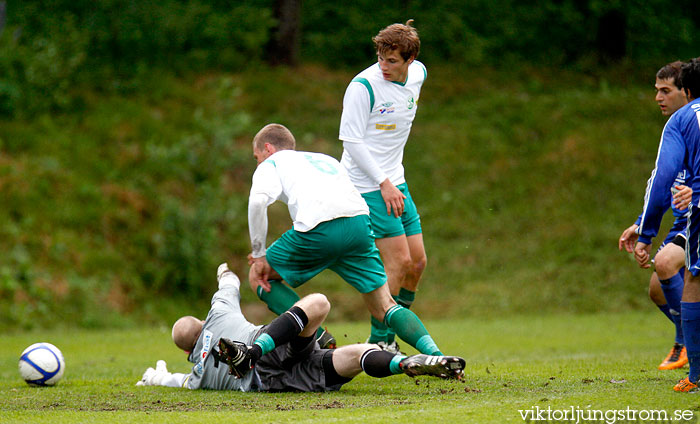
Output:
[{"xmin": 2, "ymin": 312, "xmax": 699, "ymax": 423}]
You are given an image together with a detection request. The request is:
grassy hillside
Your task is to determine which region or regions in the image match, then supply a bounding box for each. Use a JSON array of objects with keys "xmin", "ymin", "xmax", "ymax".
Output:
[{"xmin": 0, "ymin": 64, "xmax": 674, "ymax": 329}]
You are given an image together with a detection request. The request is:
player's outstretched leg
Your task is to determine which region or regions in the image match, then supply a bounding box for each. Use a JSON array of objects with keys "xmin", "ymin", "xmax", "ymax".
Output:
[
  {"xmin": 399, "ymin": 354, "xmax": 465, "ymax": 379},
  {"xmin": 358, "ymin": 347, "xmax": 464, "ymax": 380}
]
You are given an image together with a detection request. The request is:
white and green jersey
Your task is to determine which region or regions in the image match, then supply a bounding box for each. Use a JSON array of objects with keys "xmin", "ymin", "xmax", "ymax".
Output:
[
  {"xmin": 339, "ymin": 60, "xmax": 426, "ymax": 193},
  {"xmin": 249, "ymin": 149, "xmax": 369, "ymax": 257}
]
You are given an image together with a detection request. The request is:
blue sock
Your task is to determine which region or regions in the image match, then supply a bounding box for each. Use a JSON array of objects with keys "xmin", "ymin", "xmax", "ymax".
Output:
[
  {"xmin": 681, "ymin": 302, "xmax": 700, "ymax": 382},
  {"xmin": 661, "ymin": 272, "xmax": 685, "ymax": 345}
]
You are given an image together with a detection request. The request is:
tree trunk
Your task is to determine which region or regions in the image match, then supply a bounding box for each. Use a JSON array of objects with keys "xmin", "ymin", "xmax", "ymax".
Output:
[{"xmin": 266, "ymin": 0, "xmax": 301, "ymax": 66}]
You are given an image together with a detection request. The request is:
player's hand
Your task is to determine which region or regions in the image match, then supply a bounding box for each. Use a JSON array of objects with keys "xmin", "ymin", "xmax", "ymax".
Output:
[
  {"xmin": 672, "ymin": 185, "xmax": 692, "ymax": 210},
  {"xmin": 633, "ymin": 242, "xmax": 652, "ymax": 269},
  {"xmin": 379, "ymin": 179, "xmax": 406, "ymax": 217},
  {"xmin": 136, "ymin": 360, "xmax": 170, "ymax": 386},
  {"xmin": 249, "ymin": 257, "xmax": 272, "ymax": 292},
  {"xmin": 618, "ymin": 224, "xmax": 639, "ymax": 253}
]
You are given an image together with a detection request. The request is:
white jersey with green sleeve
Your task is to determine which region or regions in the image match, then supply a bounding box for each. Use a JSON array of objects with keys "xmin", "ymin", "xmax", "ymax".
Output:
[
  {"xmin": 248, "ymin": 149, "xmax": 369, "ymax": 256},
  {"xmin": 339, "ymin": 60, "xmax": 426, "ymax": 193}
]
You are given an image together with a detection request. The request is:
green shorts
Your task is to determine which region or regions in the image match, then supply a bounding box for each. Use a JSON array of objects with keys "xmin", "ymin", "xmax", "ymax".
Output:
[
  {"xmin": 266, "ymin": 215, "xmax": 387, "ymax": 294},
  {"xmin": 361, "ymin": 182, "xmax": 422, "ymax": 239}
]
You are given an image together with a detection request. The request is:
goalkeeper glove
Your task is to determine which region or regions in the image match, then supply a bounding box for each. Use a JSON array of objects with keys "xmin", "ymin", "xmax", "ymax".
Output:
[{"xmin": 136, "ymin": 360, "xmax": 171, "ymax": 386}]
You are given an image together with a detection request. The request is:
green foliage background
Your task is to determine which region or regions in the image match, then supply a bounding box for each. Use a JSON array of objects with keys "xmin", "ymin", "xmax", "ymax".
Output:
[{"xmin": 0, "ymin": 2, "xmax": 697, "ymax": 329}]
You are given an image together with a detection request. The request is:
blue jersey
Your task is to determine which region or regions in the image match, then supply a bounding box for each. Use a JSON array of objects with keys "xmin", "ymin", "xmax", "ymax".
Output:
[
  {"xmin": 634, "ymin": 169, "xmax": 689, "ymax": 228},
  {"xmin": 637, "ymin": 99, "xmax": 700, "ymax": 244}
]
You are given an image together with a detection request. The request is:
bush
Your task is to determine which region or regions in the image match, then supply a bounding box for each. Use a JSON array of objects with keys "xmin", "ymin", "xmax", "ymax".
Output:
[
  {"xmin": 0, "ymin": 0, "xmax": 276, "ymax": 116},
  {"xmin": 300, "ymin": 0, "xmax": 699, "ymax": 68},
  {"xmin": 0, "ymin": 14, "xmax": 87, "ymax": 116}
]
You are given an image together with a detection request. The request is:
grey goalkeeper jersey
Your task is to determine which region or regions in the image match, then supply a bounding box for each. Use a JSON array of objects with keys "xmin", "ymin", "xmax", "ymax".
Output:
[{"xmin": 185, "ymin": 284, "xmax": 263, "ymax": 391}]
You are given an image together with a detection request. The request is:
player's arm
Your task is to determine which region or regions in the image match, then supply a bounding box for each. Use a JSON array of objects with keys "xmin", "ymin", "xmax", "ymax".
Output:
[
  {"xmin": 136, "ymin": 360, "xmax": 191, "ymax": 388},
  {"xmin": 342, "ymin": 141, "xmax": 405, "ymax": 217},
  {"xmin": 637, "ymin": 125, "xmax": 685, "ymax": 244},
  {"xmin": 340, "ymin": 82, "xmax": 405, "ymax": 217},
  {"xmin": 248, "ymin": 163, "xmax": 281, "ymax": 259},
  {"xmin": 248, "ymin": 163, "xmax": 282, "ymax": 291},
  {"xmin": 635, "ymin": 120, "xmax": 685, "ymax": 266},
  {"xmin": 248, "ymin": 191, "xmax": 272, "ymax": 259}
]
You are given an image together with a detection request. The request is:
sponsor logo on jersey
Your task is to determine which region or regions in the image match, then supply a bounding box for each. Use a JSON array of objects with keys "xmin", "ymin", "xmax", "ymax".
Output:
[
  {"xmin": 407, "ymin": 96, "xmax": 415, "ymax": 110},
  {"xmin": 375, "ymin": 124, "xmax": 396, "ymax": 130},
  {"xmin": 676, "ymin": 169, "xmax": 689, "ymax": 185},
  {"xmin": 193, "ymin": 329, "xmax": 213, "ymax": 376},
  {"xmin": 379, "ymin": 102, "xmax": 395, "ymax": 114}
]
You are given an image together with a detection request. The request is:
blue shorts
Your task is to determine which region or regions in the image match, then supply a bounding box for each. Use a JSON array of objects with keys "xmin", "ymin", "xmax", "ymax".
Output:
[
  {"xmin": 658, "ymin": 217, "xmax": 688, "ymax": 252},
  {"xmin": 361, "ymin": 182, "xmax": 422, "ymax": 239},
  {"xmin": 686, "ymin": 206, "xmax": 700, "ymax": 276},
  {"xmin": 266, "ymin": 215, "xmax": 387, "ymax": 293}
]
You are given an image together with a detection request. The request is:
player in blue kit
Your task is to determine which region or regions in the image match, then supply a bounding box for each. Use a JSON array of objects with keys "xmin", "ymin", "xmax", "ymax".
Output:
[
  {"xmin": 618, "ymin": 61, "xmax": 691, "ymax": 370},
  {"xmin": 630, "ymin": 58, "xmax": 700, "ymax": 391},
  {"xmin": 338, "ymin": 20, "xmax": 428, "ymax": 352}
]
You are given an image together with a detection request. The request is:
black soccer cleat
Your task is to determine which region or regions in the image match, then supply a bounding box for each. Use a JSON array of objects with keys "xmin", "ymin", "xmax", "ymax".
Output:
[
  {"xmin": 218, "ymin": 338, "xmax": 254, "ymax": 379},
  {"xmin": 399, "ymin": 354, "xmax": 466, "ymax": 379},
  {"xmin": 316, "ymin": 327, "xmax": 337, "ymax": 349}
]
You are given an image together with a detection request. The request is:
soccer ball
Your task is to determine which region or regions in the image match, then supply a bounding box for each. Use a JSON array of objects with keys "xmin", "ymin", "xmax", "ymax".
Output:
[{"xmin": 18, "ymin": 342, "xmax": 65, "ymax": 386}]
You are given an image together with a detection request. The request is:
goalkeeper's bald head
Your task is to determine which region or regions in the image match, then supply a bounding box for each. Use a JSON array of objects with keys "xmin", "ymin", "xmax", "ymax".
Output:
[{"xmin": 172, "ymin": 316, "xmax": 204, "ymax": 352}]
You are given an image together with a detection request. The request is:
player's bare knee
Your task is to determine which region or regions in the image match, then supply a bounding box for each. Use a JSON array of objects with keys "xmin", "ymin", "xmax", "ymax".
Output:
[
  {"xmin": 386, "ymin": 256, "xmax": 412, "ymax": 279},
  {"xmin": 411, "ymin": 255, "xmax": 427, "ymax": 278},
  {"xmin": 313, "ymin": 293, "xmax": 331, "ymax": 316},
  {"xmin": 301, "ymin": 293, "xmax": 330, "ymax": 318},
  {"xmin": 654, "ymin": 255, "xmax": 674, "ymax": 279}
]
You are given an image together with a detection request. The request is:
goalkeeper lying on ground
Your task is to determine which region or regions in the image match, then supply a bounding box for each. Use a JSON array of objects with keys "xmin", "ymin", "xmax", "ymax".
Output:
[{"xmin": 136, "ymin": 263, "xmax": 465, "ymax": 391}]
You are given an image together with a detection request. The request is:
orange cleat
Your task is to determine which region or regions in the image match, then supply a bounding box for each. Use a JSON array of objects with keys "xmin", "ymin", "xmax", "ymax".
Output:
[
  {"xmin": 659, "ymin": 343, "xmax": 688, "ymax": 370},
  {"xmin": 674, "ymin": 376, "xmax": 699, "ymax": 392}
]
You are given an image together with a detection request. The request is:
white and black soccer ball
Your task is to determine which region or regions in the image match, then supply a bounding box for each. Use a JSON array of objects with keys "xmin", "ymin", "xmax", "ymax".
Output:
[{"xmin": 18, "ymin": 342, "xmax": 65, "ymax": 386}]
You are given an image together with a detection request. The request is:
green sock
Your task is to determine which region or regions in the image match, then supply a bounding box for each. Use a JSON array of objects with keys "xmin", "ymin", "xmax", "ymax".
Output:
[
  {"xmin": 385, "ymin": 295, "xmax": 400, "ymax": 344},
  {"xmin": 384, "ymin": 304, "xmax": 442, "ymax": 355},
  {"xmin": 397, "ymin": 288, "xmax": 416, "ymax": 308},
  {"xmin": 256, "ymin": 280, "xmax": 300, "ymax": 315},
  {"xmin": 389, "ymin": 355, "xmax": 407, "ymax": 374},
  {"xmin": 368, "ymin": 316, "xmax": 389, "ymax": 343},
  {"xmin": 386, "ymin": 289, "xmax": 416, "ymax": 344}
]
